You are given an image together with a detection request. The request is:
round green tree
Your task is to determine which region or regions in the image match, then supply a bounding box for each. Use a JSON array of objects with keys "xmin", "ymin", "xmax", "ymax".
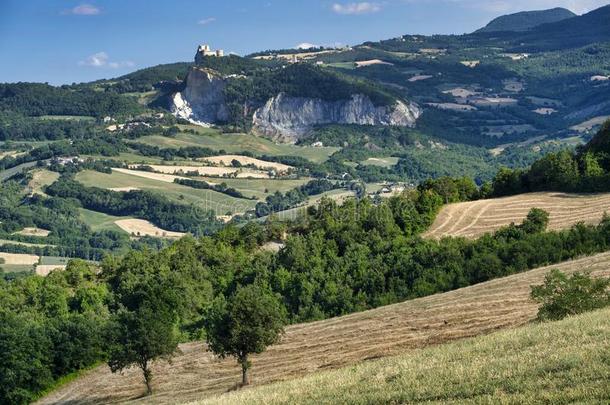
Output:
[{"xmin": 203, "ymin": 284, "xmax": 287, "ymax": 386}]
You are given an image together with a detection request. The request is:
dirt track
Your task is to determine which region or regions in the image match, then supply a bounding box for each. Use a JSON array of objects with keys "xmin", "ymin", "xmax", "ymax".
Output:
[
  {"xmin": 424, "ymin": 192, "xmax": 610, "ymax": 239},
  {"xmin": 37, "ymin": 252, "xmax": 610, "ymax": 405}
]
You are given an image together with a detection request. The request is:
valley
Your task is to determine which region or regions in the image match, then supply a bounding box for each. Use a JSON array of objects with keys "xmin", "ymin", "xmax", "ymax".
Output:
[{"xmin": 2, "ymin": 3, "xmax": 610, "ymax": 405}]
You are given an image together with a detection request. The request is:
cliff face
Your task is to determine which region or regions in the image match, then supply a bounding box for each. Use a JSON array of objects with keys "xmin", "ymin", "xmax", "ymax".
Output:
[
  {"xmin": 171, "ymin": 68, "xmax": 421, "ymax": 141},
  {"xmin": 252, "ymin": 93, "xmax": 421, "ymax": 142},
  {"xmin": 170, "ymin": 67, "xmax": 229, "ymax": 126}
]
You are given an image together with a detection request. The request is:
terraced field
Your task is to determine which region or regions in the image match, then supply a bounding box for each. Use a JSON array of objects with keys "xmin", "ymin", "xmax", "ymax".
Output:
[
  {"xmin": 425, "ymin": 192, "xmax": 610, "ymax": 239},
  {"xmin": 37, "ymin": 251, "xmax": 610, "ymax": 405}
]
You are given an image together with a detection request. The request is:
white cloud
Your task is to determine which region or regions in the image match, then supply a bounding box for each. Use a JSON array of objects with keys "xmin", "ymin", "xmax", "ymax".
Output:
[
  {"xmin": 197, "ymin": 17, "xmax": 216, "ymax": 25},
  {"xmin": 332, "ymin": 2, "xmax": 382, "ymax": 15},
  {"xmin": 79, "ymin": 52, "xmax": 134, "ymax": 69},
  {"xmin": 63, "ymin": 4, "xmax": 101, "ymax": 15},
  {"xmin": 295, "ymin": 43, "xmax": 319, "ymax": 49}
]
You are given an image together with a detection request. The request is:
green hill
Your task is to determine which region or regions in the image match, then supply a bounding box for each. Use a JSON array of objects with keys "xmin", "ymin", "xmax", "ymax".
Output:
[
  {"xmin": 200, "ymin": 307, "xmax": 610, "ymax": 404},
  {"xmin": 476, "ymin": 7, "xmax": 576, "ymax": 33}
]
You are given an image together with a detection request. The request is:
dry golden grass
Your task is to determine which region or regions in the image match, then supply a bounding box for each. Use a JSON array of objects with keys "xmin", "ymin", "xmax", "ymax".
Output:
[
  {"xmin": 197, "ymin": 307, "xmax": 610, "ymax": 405},
  {"xmin": 14, "ymin": 227, "xmax": 51, "ymax": 237},
  {"xmin": 35, "ymin": 265, "xmax": 67, "ymax": 277},
  {"xmin": 424, "ymin": 192, "xmax": 610, "ymax": 239},
  {"xmin": 37, "ymin": 252, "xmax": 610, "ymax": 405},
  {"xmin": 0, "ymin": 252, "xmax": 39, "ymax": 265},
  {"xmin": 113, "ymin": 168, "xmax": 189, "ymax": 184},
  {"xmin": 114, "ymin": 219, "xmax": 186, "ymax": 239},
  {"xmin": 201, "ymin": 155, "xmax": 292, "ymax": 172},
  {"xmin": 137, "ymin": 165, "xmax": 270, "ymax": 179}
]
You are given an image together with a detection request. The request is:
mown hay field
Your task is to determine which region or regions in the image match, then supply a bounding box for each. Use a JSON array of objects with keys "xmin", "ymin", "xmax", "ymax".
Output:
[
  {"xmin": 425, "ymin": 192, "xmax": 610, "ymax": 239},
  {"xmin": 37, "ymin": 251, "xmax": 610, "ymax": 405},
  {"xmin": 198, "ymin": 307, "xmax": 610, "ymax": 405}
]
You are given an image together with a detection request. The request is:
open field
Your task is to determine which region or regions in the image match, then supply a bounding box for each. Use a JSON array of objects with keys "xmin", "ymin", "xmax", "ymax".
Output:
[
  {"xmin": 28, "ymin": 169, "xmax": 60, "ymax": 195},
  {"xmin": 197, "ymin": 177, "xmax": 311, "ymax": 200},
  {"xmin": 114, "ymin": 219, "xmax": 186, "ymax": 238},
  {"xmin": 79, "ymin": 208, "xmax": 130, "ymax": 233},
  {"xmin": 39, "ymin": 245, "xmax": 610, "ymax": 404},
  {"xmin": 0, "ymin": 252, "xmax": 39, "ymax": 265},
  {"xmin": 570, "ymin": 115, "xmax": 610, "ymax": 133},
  {"xmin": 14, "ymin": 227, "xmax": 51, "ymax": 237},
  {"xmin": 198, "ymin": 307, "xmax": 610, "ymax": 405},
  {"xmin": 360, "ymin": 157, "xmax": 400, "ymax": 167},
  {"xmin": 201, "ymin": 155, "xmax": 293, "ymax": 172},
  {"xmin": 113, "ymin": 168, "xmax": 189, "ymax": 183},
  {"xmin": 136, "ymin": 130, "xmax": 339, "ymax": 164},
  {"xmin": 0, "ymin": 239, "xmax": 53, "ymax": 248},
  {"xmin": 142, "ymin": 165, "xmax": 269, "ymax": 179},
  {"xmin": 76, "ymin": 170, "xmax": 257, "ymax": 215},
  {"xmin": 424, "ymin": 192, "xmax": 610, "ymax": 239},
  {"xmin": 35, "ymin": 265, "xmax": 67, "ymax": 277}
]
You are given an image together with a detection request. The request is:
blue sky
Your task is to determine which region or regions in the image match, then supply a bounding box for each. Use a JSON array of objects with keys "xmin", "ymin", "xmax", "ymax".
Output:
[{"xmin": 1, "ymin": 0, "xmax": 608, "ymax": 85}]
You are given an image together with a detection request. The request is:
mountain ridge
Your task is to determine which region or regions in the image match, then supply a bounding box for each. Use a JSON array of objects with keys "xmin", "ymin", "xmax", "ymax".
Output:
[{"xmin": 475, "ymin": 7, "xmax": 576, "ymax": 33}]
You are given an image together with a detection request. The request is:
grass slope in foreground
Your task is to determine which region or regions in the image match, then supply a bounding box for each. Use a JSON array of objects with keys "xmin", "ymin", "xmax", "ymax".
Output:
[
  {"xmin": 37, "ymin": 252, "xmax": 610, "ymax": 404},
  {"xmin": 201, "ymin": 307, "xmax": 610, "ymax": 405}
]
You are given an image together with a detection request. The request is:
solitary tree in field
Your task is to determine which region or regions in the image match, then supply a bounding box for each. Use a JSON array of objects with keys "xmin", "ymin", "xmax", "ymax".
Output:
[
  {"xmin": 107, "ymin": 304, "xmax": 179, "ymax": 396},
  {"xmin": 106, "ymin": 251, "xmax": 181, "ymax": 396},
  {"xmin": 203, "ymin": 285, "xmax": 286, "ymax": 386}
]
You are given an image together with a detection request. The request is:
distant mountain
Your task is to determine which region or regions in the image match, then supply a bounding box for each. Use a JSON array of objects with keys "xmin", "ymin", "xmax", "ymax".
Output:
[
  {"xmin": 476, "ymin": 7, "xmax": 576, "ymax": 33},
  {"xmin": 515, "ymin": 5, "xmax": 610, "ymax": 50}
]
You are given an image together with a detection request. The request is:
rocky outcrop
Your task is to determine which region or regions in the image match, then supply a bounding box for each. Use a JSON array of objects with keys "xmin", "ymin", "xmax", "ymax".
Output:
[
  {"xmin": 170, "ymin": 67, "xmax": 229, "ymax": 126},
  {"xmin": 252, "ymin": 93, "xmax": 421, "ymax": 142}
]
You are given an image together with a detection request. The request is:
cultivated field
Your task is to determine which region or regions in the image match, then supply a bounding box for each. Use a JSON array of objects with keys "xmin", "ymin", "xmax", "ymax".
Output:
[
  {"xmin": 424, "ymin": 192, "xmax": 610, "ymax": 239},
  {"xmin": 114, "ymin": 219, "xmax": 186, "ymax": 238},
  {"xmin": 0, "ymin": 252, "xmax": 39, "ymax": 265},
  {"xmin": 140, "ymin": 165, "xmax": 269, "ymax": 179},
  {"xmin": 114, "ymin": 168, "xmax": 189, "ymax": 183},
  {"xmin": 37, "ymin": 251, "xmax": 610, "ymax": 405},
  {"xmin": 35, "ymin": 265, "xmax": 67, "ymax": 277},
  {"xmin": 201, "ymin": 155, "xmax": 293, "ymax": 172},
  {"xmin": 199, "ymin": 308, "xmax": 610, "ymax": 404}
]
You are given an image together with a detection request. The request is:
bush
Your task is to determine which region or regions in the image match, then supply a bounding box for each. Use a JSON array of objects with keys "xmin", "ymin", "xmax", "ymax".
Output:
[{"xmin": 531, "ymin": 270, "xmax": 610, "ymax": 321}]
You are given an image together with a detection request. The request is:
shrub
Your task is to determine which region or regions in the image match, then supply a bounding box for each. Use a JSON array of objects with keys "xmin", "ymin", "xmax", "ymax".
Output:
[{"xmin": 531, "ymin": 270, "xmax": 610, "ymax": 321}]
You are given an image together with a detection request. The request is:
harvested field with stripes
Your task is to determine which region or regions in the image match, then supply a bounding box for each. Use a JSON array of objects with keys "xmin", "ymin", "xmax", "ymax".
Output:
[
  {"xmin": 424, "ymin": 192, "xmax": 610, "ymax": 239},
  {"xmin": 37, "ymin": 252, "xmax": 610, "ymax": 405}
]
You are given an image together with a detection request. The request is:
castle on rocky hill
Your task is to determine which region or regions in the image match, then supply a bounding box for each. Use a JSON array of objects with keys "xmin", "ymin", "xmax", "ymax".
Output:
[{"xmin": 195, "ymin": 44, "xmax": 224, "ymax": 63}]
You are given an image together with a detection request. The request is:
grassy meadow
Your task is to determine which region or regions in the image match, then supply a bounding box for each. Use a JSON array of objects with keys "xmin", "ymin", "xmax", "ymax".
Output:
[{"xmin": 200, "ymin": 308, "xmax": 610, "ymax": 405}]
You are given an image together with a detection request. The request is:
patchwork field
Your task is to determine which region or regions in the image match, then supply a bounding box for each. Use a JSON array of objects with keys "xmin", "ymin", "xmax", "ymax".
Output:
[
  {"xmin": 136, "ymin": 130, "xmax": 339, "ymax": 163},
  {"xmin": 37, "ymin": 252, "xmax": 610, "ymax": 404},
  {"xmin": 424, "ymin": 192, "xmax": 610, "ymax": 239},
  {"xmin": 75, "ymin": 170, "xmax": 258, "ymax": 215}
]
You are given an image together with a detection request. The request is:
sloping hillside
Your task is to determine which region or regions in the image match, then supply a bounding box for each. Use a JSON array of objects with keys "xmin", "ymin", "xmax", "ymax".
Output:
[
  {"xmin": 199, "ymin": 307, "xmax": 610, "ymax": 404},
  {"xmin": 476, "ymin": 8, "xmax": 576, "ymax": 33},
  {"xmin": 38, "ymin": 252, "xmax": 610, "ymax": 404},
  {"xmin": 424, "ymin": 192, "xmax": 610, "ymax": 239}
]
